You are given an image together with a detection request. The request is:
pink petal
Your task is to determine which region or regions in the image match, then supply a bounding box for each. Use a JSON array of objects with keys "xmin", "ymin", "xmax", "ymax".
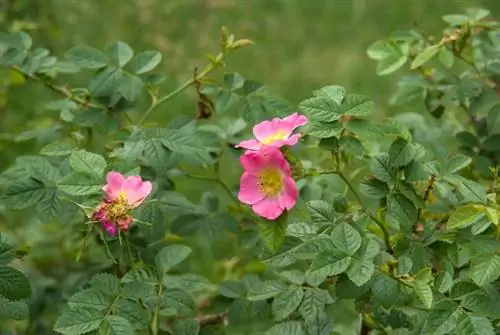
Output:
[
  {"xmin": 238, "ymin": 173, "xmax": 265, "ymax": 205},
  {"xmin": 282, "ymin": 134, "xmax": 301, "ymax": 147},
  {"xmin": 101, "ymin": 221, "xmax": 117, "ymax": 236},
  {"xmin": 253, "ymin": 118, "xmax": 294, "ymax": 143},
  {"xmin": 282, "ymin": 113, "xmax": 308, "ymax": 128},
  {"xmin": 278, "ymin": 176, "xmax": 298, "ymax": 210},
  {"xmin": 126, "ymin": 180, "xmax": 152, "ymax": 208},
  {"xmin": 260, "ymin": 147, "xmax": 292, "ymax": 176},
  {"xmin": 118, "ymin": 216, "xmax": 133, "ymax": 231},
  {"xmin": 240, "ymin": 151, "xmax": 265, "ymax": 174},
  {"xmin": 103, "ymin": 171, "xmax": 126, "ymax": 200},
  {"xmin": 252, "ymin": 198, "xmax": 284, "ymax": 220},
  {"xmin": 235, "ymin": 139, "xmax": 262, "ymax": 151}
]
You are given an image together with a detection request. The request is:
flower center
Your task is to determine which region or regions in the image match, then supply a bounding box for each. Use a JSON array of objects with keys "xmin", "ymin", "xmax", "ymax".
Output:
[
  {"xmin": 259, "ymin": 167, "xmax": 283, "ymax": 197},
  {"xmin": 106, "ymin": 195, "xmax": 130, "ymax": 222},
  {"xmin": 261, "ymin": 130, "xmax": 287, "ymax": 144}
]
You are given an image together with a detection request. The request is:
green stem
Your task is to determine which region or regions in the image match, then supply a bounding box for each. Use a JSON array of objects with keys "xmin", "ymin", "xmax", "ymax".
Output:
[
  {"xmin": 149, "ymin": 282, "xmax": 164, "ymax": 335},
  {"xmin": 138, "ymin": 61, "xmax": 220, "ymax": 126},
  {"xmin": 338, "ymin": 170, "xmax": 394, "ymax": 254},
  {"xmin": 124, "ymin": 234, "xmax": 135, "ymax": 267}
]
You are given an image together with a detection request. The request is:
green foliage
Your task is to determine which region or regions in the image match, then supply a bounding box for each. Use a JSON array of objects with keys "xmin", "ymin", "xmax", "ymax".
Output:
[{"xmin": 2, "ymin": 7, "xmax": 500, "ymax": 335}]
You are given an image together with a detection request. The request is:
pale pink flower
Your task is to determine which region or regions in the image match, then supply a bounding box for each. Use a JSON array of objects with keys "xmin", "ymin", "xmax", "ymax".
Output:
[
  {"xmin": 238, "ymin": 147, "xmax": 299, "ymax": 220},
  {"xmin": 92, "ymin": 171, "xmax": 152, "ymax": 236},
  {"xmin": 236, "ymin": 113, "xmax": 308, "ymax": 151}
]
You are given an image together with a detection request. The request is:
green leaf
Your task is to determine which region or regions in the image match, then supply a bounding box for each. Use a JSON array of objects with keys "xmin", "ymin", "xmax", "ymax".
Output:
[
  {"xmin": 219, "ymin": 280, "xmax": 246, "ymax": 299},
  {"xmin": 389, "ymin": 138, "xmax": 416, "ymax": 168},
  {"xmin": 421, "ymin": 303, "xmax": 460, "ymax": 335},
  {"xmin": 308, "ymin": 249, "xmax": 351, "ymax": 276},
  {"xmin": 258, "ymin": 215, "xmax": 288, "ymax": 253},
  {"xmin": 117, "ymin": 73, "xmax": 144, "ymax": 102},
  {"xmin": 248, "ymin": 281, "xmax": 286, "ymax": 301},
  {"xmin": 0, "ymin": 266, "xmax": 31, "ymax": 300},
  {"xmin": 89, "ymin": 68, "xmax": 124, "ymax": 97},
  {"xmin": 387, "ymin": 193, "xmax": 417, "ymax": 229},
  {"xmin": 371, "ymin": 275, "xmax": 404, "ymax": 307},
  {"xmin": 445, "ymin": 155, "xmax": 472, "ymax": 175},
  {"xmin": 99, "ymin": 315, "xmax": 134, "ymax": 335},
  {"xmin": 272, "ymin": 286, "xmax": 303, "ymax": 321},
  {"xmin": 298, "ymin": 288, "xmax": 331, "ymax": 321},
  {"xmin": 486, "ymin": 104, "xmax": 500, "ymax": 135},
  {"xmin": 360, "ymin": 178, "xmax": 389, "ymax": 199},
  {"xmin": 90, "ymin": 274, "xmax": 120, "ymax": 296},
  {"xmin": 308, "ymin": 200, "xmax": 336, "ymax": 225},
  {"xmin": 376, "ymin": 52, "xmax": 407, "ymax": 76},
  {"xmin": 369, "ymin": 154, "xmax": 395, "ymax": 183},
  {"xmin": 114, "ymin": 300, "xmax": 148, "ymax": 330},
  {"xmin": 40, "ymin": 142, "xmax": 74, "ymax": 156},
  {"xmin": 411, "ymin": 279, "xmax": 433, "ymax": 309},
  {"xmin": 160, "ymin": 288, "xmax": 196, "ymax": 317},
  {"xmin": 0, "ymin": 295, "xmax": 29, "ymax": 320},
  {"xmin": 129, "ymin": 50, "xmax": 162, "ymax": 74},
  {"xmin": 410, "ymin": 45, "xmax": 440, "ymax": 69},
  {"xmin": 442, "ymin": 14, "xmax": 469, "ymax": 25},
  {"xmin": 53, "ymin": 308, "xmax": 103, "ymax": 335},
  {"xmin": 331, "ymin": 222, "xmax": 362, "ymax": 255},
  {"xmin": 105, "ymin": 41, "xmax": 134, "ymax": 67},
  {"xmin": 155, "ymin": 245, "xmax": 191, "ymax": 275},
  {"xmin": 67, "ymin": 289, "xmax": 111, "ymax": 311},
  {"xmin": 0, "ymin": 237, "xmax": 15, "ymax": 265},
  {"xmin": 299, "ymin": 86, "xmax": 345, "ymax": 122},
  {"xmin": 65, "ymin": 45, "xmax": 108, "ymax": 69},
  {"xmin": 304, "ymin": 310, "xmax": 333, "ymax": 335},
  {"xmin": 266, "ymin": 321, "xmax": 305, "ymax": 335},
  {"xmin": 438, "ymin": 47, "xmax": 455, "ymax": 68},
  {"xmin": 447, "ymin": 205, "xmax": 485, "ymax": 230},
  {"xmin": 171, "ymin": 318, "xmax": 200, "ymax": 335},
  {"xmin": 340, "ymin": 94, "xmax": 374, "ymax": 117},
  {"xmin": 470, "ymin": 254, "xmax": 500, "ymax": 286},
  {"xmin": 344, "ymin": 119, "xmax": 384, "ymax": 139},
  {"xmin": 307, "ymin": 121, "xmax": 342, "ymax": 138},
  {"xmin": 339, "ymin": 135, "xmax": 364, "ymax": 157},
  {"xmin": 347, "ymin": 258, "xmax": 374, "ymax": 286},
  {"xmin": 161, "ymin": 128, "xmax": 213, "ymax": 166},
  {"xmin": 457, "ymin": 180, "xmax": 486, "ymax": 203},
  {"xmin": 456, "ymin": 313, "xmax": 494, "ymax": 335},
  {"xmin": 58, "ymin": 173, "xmax": 102, "ymax": 196},
  {"xmin": 2, "ymin": 178, "xmax": 53, "ymax": 209},
  {"xmin": 70, "ymin": 150, "xmax": 107, "ymax": 177}
]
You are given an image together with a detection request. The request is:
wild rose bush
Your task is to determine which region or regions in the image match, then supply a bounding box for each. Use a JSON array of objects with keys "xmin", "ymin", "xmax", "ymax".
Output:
[{"xmin": 1, "ymin": 7, "xmax": 500, "ymax": 335}]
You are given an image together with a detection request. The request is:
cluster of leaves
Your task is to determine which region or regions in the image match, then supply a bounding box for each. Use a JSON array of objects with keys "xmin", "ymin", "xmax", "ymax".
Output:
[
  {"xmin": 1, "ymin": 7, "xmax": 500, "ymax": 335},
  {"xmin": 367, "ymin": 7, "xmax": 500, "ymax": 177}
]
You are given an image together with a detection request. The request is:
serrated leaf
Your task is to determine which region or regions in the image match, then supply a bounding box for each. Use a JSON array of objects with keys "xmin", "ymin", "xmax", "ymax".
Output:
[
  {"xmin": 360, "ymin": 178, "xmax": 389, "ymax": 199},
  {"xmin": 387, "ymin": 193, "xmax": 417, "ymax": 229},
  {"xmin": 89, "ymin": 67, "xmax": 124, "ymax": 97},
  {"xmin": 171, "ymin": 318, "xmax": 200, "ymax": 335},
  {"xmin": 58, "ymin": 173, "xmax": 102, "ymax": 196},
  {"xmin": 410, "ymin": 45, "xmax": 440, "ymax": 69},
  {"xmin": 421, "ymin": 303, "xmax": 460, "ymax": 335},
  {"xmin": 160, "ymin": 288, "xmax": 195, "ymax": 317},
  {"xmin": 438, "ymin": 47, "xmax": 455, "ymax": 68},
  {"xmin": 65, "ymin": 45, "xmax": 108, "ymax": 69},
  {"xmin": 389, "ymin": 138, "xmax": 416, "ymax": 167},
  {"xmin": 486, "ymin": 104, "xmax": 500, "ymax": 135},
  {"xmin": 3, "ymin": 178, "xmax": 53, "ymax": 209},
  {"xmin": 340, "ymin": 94, "xmax": 374, "ymax": 117},
  {"xmin": 99, "ymin": 315, "xmax": 133, "ymax": 335},
  {"xmin": 369, "ymin": 153, "xmax": 395, "ymax": 183},
  {"xmin": 105, "ymin": 41, "xmax": 134, "ymax": 67},
  {"xmin": 371, "ymin": 275, "xmax": 404, "ymax": 307},
  {"xmin": 299, "ymin": 288, "xmax": 331, "ymax": 321},
  {"xmin": 456, "ymin": 313, "xmax": 494, "ymax": 335},
  {"xmin": 304, "ymin": 310, "xmax": 333, "ymax": 335},
  {"xmin": 447, "ymin": 204, "xmax": 485, "ymax": 230},
  {"xmin": 347, "ymin": 258, "xmax": 374, "ymax": 286},
  {"xmin": 117, "ymin": 73, "xmax": 144, "ymax": 103},
  {"xmin": 114, "ymin": 300, "xmax": 148, "ymax": 330},
  {"xmin": 70, "ymin": 150, "xmax": 107, "ymax": 177},
  {"xmin": 330, "ymin": 222, "xmax": 362, "ymax": 255},
  {"xmin": 258, "ymin": 215, "xmax": 288, "ymax": 253},
  {"xmin": 89, "ymin": 274, "xmax": 120, "ymax": 296},
  {"xmin": 0, "ymin": 238, "xmax": 15, "ymax": 265},
  {"xmin": 0, "ymin": 266, "xmax": 31, "ymax": 300},
  {"xmin": 411, "ymin": 280, "xmax": 433, "ymax": 309},
  {"xmin": 67, "ymin": 289, "xmax": 111, "ymax": 311},
  {"xmin": 40, "ymin": 142, "xmax": 74, "ymax": 156},
  {"xmin": 53, "ymin": 308, "xmax": 103, "ymax": 335},
  {"xmin": 445, "ymin": 155, "xmax": 472, "ymax": 175},
  {"xmin": 308, "ymin": 249, "xmax": 351, "ymax": 276},
  {"xmin": 457, "ymin": 180, "xmax": 486, "ymax": 203},
  {"xmin": 247, "ymin": 281, "xmax": 286, "ymax": 301},
  {"xmin": 308, "ymin": 200, "xmax": 336, "ymax": 225},
  {"xmin": 219, "ymin": 280, "xmax": 246, "ymax": 299},
  {"xmin": 129, "ymin": 50, "xmax": 162, "ymax": 74},
  {"xmin": 0, "ymin": 295, "xmax": 29, "ymax": 320},
  {"xmin": 470, "ymin": 254, "xmax": 500, "ymax": 286},
  {"xmin": 154, "ymin": 244, "xmax": 191, "ymax": 274},
  {"xmin": 266, "ymin": 321, "xmax": 305, "ymax": 335},
  {"xmin": 272, "ymin": 286, "xmax": 303, "ymax": 321}
]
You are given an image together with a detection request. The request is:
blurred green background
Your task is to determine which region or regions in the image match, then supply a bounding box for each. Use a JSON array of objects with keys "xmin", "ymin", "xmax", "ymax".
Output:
[{"xmin": 2, "ymin": 0, "xmax": 500, "ymax": 130}]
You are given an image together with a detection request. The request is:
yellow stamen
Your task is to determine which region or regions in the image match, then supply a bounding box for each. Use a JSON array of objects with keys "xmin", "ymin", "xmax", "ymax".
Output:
[
  {"xmin": 259, "ymin": 167, "xmax": 283, "ymax": 197},
  {"xmin": 106, "ymin": 195, "xmax": 130, "ymax": 222},
  {"xmin": 261, "ymin": 130, "xmax": 287, "ymax": 144}
]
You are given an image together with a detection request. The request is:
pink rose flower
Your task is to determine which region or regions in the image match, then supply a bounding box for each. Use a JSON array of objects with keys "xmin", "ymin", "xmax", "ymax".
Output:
[
  {"xmin": 238, "ymin": 146, "xmax": 299, "ymax": 220},
  {"xmin": 236, "ymin": 113, "xmax": 308, "ymax": 151},
  {"xmin": 92, "ymin": 171, "xmax": 152, "ymax": 236}
]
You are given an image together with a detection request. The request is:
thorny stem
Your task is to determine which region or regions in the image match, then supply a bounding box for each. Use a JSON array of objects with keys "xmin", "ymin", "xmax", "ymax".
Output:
[{"xmin": 138, "ymin": 59, "xmax": 221, "ymax": 126}]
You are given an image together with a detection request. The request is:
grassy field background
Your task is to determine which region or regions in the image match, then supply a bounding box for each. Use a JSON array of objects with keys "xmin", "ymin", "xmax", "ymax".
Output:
[{"xmin": 5, "ymin": 0, "xmax": 500, "ymax": 126}]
